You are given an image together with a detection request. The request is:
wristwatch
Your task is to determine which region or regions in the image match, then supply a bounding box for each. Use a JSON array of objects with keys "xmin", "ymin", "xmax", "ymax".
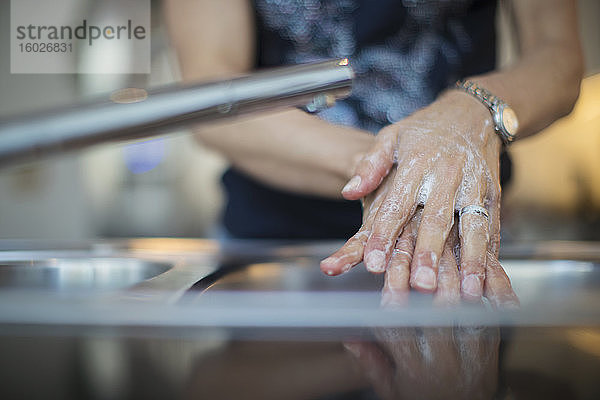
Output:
[{"xmin": 455, "ymin": 80, "xmax": 519, "ymax": 144}]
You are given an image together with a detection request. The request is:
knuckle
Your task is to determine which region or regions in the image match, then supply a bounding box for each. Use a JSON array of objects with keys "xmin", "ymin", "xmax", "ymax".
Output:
[
  {"xmin": 367, "ymin": 232, "xmax": 395, "ymax": 250},
  {"xmin": 460, "ymin": 258, "xmax": 486, "ymax": 272},
  {"xmin": 461, "ymin": 266, "xmax": 486, "ymax": 279},
  {"xmin": 391, "ymin": 252, "xmax": 412, "ymax": 267},
  {"xmin": 353, "ymin": 229, "xmax": 370, "ymax": 243},
  {"xmin": 357, "ymin": 156, "xmax": 374, "ymax": 171},
  {"xmin": 395, "ymin": 236, "xmax": 413, "ymax": 249},
  {"xmin": 358, "ymin": 155, "xmax": 388, "ymax": 176},
  {"xmin": 341, "ymin": 239, "xmax": 360, "ymax": 252},
  {"xmin": 438, "ymin": 257, "xmax": 456, "ymax": 273}
]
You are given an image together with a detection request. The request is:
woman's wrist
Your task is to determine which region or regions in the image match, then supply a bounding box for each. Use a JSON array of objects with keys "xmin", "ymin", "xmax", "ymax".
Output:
[{"xmin": 436, "ymin": 90, "xmax": 502, "ymax": 148}]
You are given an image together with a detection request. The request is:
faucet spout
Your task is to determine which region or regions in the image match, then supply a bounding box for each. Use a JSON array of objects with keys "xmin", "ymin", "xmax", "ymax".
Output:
[{"xmin": 0, "ymin": 59, "xmax": 353, "ymax": 167}]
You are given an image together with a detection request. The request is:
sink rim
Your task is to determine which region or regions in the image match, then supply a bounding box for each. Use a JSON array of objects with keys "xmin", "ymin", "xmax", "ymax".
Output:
[{"xmin": 0, "ymin": 256, "xmax": 174, "ymax": 292}]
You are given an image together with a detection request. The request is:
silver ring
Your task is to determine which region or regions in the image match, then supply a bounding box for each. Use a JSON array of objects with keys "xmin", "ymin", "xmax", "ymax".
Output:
[
  {"xmin": 459, "ymin": 205, "xmax": 489, "ymax": 220},
  {"xmin": 393, "ymin": 248, "xmax": 412, "ymax": 256}
]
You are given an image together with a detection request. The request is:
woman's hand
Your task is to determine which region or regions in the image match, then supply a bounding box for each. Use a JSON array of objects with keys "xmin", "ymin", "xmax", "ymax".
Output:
[
  {"xmin": 340, "ymin": 231, "xmax": 519, "ymax": 400},
  {"xmin": 335, "ymin": 90, "xmax": 503, "ymax": 299},
  {"xmin": 320, "ymin": 169, "xmax": 398, "ymax": 276},
  {"xmin": 380, "ymin": 212, "xmax": 520, "ymax": 309},
  {"xmin": 321, "ymin": 198, "xmax": 519, "ymax": 309}
]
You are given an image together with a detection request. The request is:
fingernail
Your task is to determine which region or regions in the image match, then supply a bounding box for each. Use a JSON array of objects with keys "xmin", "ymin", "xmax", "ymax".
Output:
[
  {"xmin": 365, "ymin": 250, "xmax": 386, "ymax": 273},
  {"xmin": 413, "ymin": 252, "xmax": 436, "ymax": 290},
  {"xmin": 342, "ymin": 175, "xmax": 361, "ymax": 193},
  {"xmin": 320, "ymin": 258, "xmax": 337, "ymax": 276},
  {"xmin": 462, "ymin": 274, "xmax": 483, "ymax": 298},
  {"xmin": 414, "ymin": 267, "xmax": 436, "ymax": 290}
]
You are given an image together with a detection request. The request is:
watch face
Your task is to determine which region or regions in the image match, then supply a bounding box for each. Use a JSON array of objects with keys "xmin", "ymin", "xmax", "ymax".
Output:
[{"xmin": 501, "ymin": 106, "xmax": 519, "ymax": 137}]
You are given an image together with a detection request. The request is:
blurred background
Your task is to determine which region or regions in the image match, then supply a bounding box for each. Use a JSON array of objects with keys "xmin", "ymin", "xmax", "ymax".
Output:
[{"xmin": 0, "ymin": 0, "xmax": 599, "ymax": 241}]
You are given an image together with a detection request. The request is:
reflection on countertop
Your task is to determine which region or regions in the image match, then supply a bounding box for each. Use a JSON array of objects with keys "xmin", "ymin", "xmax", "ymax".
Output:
[{"xmin": 1, "ymin": 326, "xmax": 599, "ymax": 399}]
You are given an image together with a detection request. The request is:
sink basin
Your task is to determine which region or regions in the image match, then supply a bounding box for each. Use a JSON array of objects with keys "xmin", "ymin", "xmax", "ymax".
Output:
[
  {"xmin": 186, "ymin": 244, "xmax": 600, "ymax": 327},
  {"xmin": 203, "ymin": 258, "xmax": 600, "ymax": 309},
  {"xmin": 0, "ymin": 258, "xmax": 172, "ymax": 292},
  {"xmin": 0, "ymin": 239, "xmax": 598, "ymax": 329}
]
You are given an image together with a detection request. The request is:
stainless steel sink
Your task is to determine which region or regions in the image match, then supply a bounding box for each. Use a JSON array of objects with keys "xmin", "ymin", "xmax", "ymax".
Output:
[
  {"xmin": 0, "ymin": 239, "xmax": 598, "ymax": 330},
  {"xmin": 202, "ymin": 257, "xmax": 600, "ymax": 305},
  {"xmin": 0, "ymin": 258, "xmax": 171, "ymax": 291},
  {"xmin": 0, "ymin": 239, "xmax": 598, "ymax": 400}
]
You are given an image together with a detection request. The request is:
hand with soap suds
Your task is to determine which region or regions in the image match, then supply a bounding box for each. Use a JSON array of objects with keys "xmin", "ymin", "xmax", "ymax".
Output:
[
  {"xmin": 321, "ymin": 180, "xmax": 519, "ymax": 309},
  {"xmin": 323, "ymin": 90, "xmax": 503, "ymax": 301},
  {"xmin": 321, "ymin": 0, "xmax": 583, "ymax": 298}
]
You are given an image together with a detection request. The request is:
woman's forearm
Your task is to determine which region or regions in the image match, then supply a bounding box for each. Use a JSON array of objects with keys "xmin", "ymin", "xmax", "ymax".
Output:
[
  {"xmin": 165, "ymin": 0, "xmax": 374, "ymax": 199},
  {"xmin": 461, "ymin": 0, "xmax": 583, "ymax": 140},
  {"xmin": 195, "ymin": 109, "xmax": 374, "ymax": 198}
]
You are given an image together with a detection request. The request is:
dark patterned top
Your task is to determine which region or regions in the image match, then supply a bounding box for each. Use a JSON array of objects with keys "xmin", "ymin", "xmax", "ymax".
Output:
[{"xmin": 223, "ymin": 0, "xmax": 498, "ymax": 239}]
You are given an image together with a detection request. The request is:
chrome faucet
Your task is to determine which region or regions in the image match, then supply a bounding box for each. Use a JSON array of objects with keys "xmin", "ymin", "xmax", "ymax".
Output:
[{"xmin": 0, "ymin": 59, "xmax": 353, "ymax": 167}]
